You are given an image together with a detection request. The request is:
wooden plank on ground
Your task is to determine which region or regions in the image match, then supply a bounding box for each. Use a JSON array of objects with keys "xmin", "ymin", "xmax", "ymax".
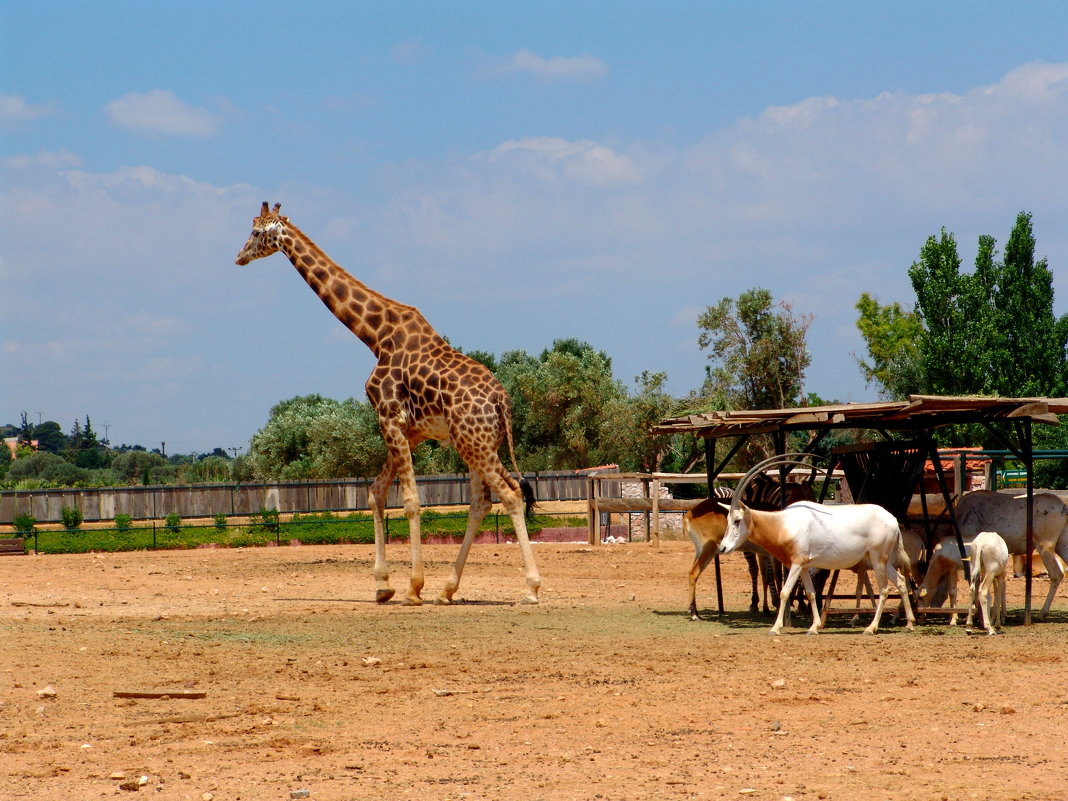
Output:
[{"xmin": 113, "ymin": 689, "xmax": 207, "ymax": 699}]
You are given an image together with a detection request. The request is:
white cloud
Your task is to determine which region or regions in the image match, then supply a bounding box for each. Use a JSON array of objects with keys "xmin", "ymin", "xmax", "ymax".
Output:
[
  {"xmin": 4, "ymin": 149, "xmax": 82, "ymax": 169},
  {"xmin": 0, "ymin": 94, "xmax": 57, "ymax": 124},
  {"xmin": 105, "ymin": 89, "xmax": 218, "ymax": 136},
  {"xmin": 505, "ymin": 48, "xmax": 608, "ymax": 81},
  {"xmin": 486, "ymin": 137, "xmax": 645, "ymax": 186}
]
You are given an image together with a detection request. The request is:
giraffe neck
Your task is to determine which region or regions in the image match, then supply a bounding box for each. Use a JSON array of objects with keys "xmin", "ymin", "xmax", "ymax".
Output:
[{"xmin": 277, "ymin": 222, "xmax": 437, "ymax": 358}]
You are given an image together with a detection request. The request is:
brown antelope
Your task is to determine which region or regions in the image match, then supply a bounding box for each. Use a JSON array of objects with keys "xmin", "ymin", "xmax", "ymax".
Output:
[{"xmin": 685, "ymin": 477, "xmax": 814, "ymax": 620}]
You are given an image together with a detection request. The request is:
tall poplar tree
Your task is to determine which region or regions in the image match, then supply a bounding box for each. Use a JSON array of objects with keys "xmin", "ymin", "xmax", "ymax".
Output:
[{"xmin": 906, "ymin": 212, "xmax": 1068, "ymax": 398}]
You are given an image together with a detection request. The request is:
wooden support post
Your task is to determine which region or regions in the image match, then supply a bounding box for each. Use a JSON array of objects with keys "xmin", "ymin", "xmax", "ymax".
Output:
[
  {"xmin": 587, "ymin": 476, "xmax": 599, "ymax": 546},
  {"xmin": 650, "ymin": 479, "xmax": 661, "ymax": 547}
]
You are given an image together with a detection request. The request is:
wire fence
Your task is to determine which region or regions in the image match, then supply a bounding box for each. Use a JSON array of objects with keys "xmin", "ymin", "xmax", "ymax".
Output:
[{"xmin": 14, "ymin": 508, "xmax": 592, "ymax": 555}]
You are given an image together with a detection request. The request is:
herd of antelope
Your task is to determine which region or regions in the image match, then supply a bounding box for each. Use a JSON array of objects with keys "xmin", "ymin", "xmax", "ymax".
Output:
[{"xmin": 684, "ymin": 454, "xmax": 1068, "ymax": 635}]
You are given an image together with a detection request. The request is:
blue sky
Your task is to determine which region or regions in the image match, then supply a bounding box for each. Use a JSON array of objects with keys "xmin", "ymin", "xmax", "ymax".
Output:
[{"xmin": 3, "ymin": 1, "xmax": 1068, "ymax": 455}]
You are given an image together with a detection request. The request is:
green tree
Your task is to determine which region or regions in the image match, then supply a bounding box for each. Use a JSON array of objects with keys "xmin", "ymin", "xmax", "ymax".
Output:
[
  {"xmin": 599, "ymin": 371, "xmax": 681, "ymax": 472},
  {"xmin": 110, "ymin": 450, "xmax": 170, "ymax": 485},
  {"xmin": 988, "ymin": 213, "xmax": 1068, "ymax": 397},
  {"xmin": 497, "ymin": 339, "xmax": 625, "ymax": 470},
  {"xmin": 6, "ymin": 451, "xmax": 69, "ymax": 483},
  {"xmin": 854, "ymin": 293, "xmax": 924, "ymax": 399},
  {"xmin": 66, "ymin": 415, "xmax": 108, "ymax": 469},
  {"xmin": 696, "ymin": 287, "xmax": 812, "ymax": 411},
  {"xmin": 32, "ymin": 421, "xmax": 67, "ymax": 453},
  {"xmin": 17, "ymin": 412, "xmax": 34, "ymax": 448},
  {"xmin": 178, "ymin": 455, "xmax": 233, "ymax": 484},
  {"xmin": 908, "ymin": 213, "xmax": 1068, "ymax": 398},
  {"xmin": 908, "ymin": 228, "xmax": 980, "ymax": 396},
  {"xmin": 248, "ymin": 394, "xmax": 389, "ymax": 480}
]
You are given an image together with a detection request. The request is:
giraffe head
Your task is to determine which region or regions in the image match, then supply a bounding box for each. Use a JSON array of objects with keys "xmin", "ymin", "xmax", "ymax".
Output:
[{"xmin": 235, "ymin": 202, "xmax": 288, "ymax": 265}]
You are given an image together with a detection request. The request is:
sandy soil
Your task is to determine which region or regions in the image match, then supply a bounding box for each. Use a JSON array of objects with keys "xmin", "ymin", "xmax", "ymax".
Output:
[{"xmin": 1, "ymin": 539, "xmax": 1066, "ymax": 801}]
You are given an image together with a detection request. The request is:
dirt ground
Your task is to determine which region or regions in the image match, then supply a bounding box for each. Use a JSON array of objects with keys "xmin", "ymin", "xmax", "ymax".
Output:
[{"xmin": 1, "ymin": 536, "xmax": 1066, "ymax": 801}]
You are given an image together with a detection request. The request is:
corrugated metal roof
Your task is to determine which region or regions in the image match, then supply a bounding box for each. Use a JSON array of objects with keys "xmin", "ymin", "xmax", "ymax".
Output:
[{"xmin": 653, "ymin": 395, "xmax": 1068, "ymax": 438}]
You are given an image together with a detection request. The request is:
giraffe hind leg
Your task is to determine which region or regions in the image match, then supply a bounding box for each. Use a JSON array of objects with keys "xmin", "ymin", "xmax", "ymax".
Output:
[
  {"xmin": 437, "ymin": 473, "xmax": 492, "ymax": 604},
  {"xmin": 484, "ymin": 463, "xmax": 540, "ymax": 604}
]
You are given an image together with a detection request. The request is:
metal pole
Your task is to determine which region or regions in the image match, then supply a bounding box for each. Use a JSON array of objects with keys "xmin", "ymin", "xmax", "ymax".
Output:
[
  {"xmin": 704, "ymin": 436, "xmax": 725, "ymax": 616},
  {"xmin": 1021, "ymin": 419, "xmax": 1034, "ymax": 625}
]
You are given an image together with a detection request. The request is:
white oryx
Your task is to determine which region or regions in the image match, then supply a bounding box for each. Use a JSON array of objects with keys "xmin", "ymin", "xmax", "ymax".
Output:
[
  {"xmin": 954, "ymin": 490, "xmax": 1068, "ymax": 619},
  {"xmin": 717, "ymin": 455, "xmax": 915, "ymax": 635},
  {"xmin": 965, "ymin": 531, "xmax": 1009, "ymax": 635}
]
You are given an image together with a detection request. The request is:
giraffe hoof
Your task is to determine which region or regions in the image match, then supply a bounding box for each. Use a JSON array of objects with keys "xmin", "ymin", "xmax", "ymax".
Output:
[
  {"xmin": 517, "ymin": 594, "xmax": 540, "ymax": 605},
  {"xmin": 375, "ymin": 588, "xmax": 395, "ymax": 604},
  {"xmin": 402, "ymin": 595, "xmax": 423, "ymax": 606},
  {"xmin": 434, "ymin": 595, "xmax": 452, "ymax": 606}
]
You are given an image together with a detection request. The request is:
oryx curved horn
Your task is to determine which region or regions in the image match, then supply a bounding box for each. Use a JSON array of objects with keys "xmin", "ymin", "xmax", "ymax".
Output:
[{"xmin": 730, "ymin": 453, "xmax": 829, "ymax": 514}]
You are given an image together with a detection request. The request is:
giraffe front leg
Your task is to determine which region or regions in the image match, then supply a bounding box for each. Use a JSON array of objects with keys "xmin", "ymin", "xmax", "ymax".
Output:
[{"xmin": 369, "ymin": 460, "xmax": 396, "ymax": 603}]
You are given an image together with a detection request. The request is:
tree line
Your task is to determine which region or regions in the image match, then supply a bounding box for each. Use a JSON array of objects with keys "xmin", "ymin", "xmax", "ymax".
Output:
[
  {"xmin": 5, "ymin": 211, "xmax": 1066, "ymax": 490},
  {"xmin": 1, "ymin": 413, "xmax": 235, "ymax": 489}
]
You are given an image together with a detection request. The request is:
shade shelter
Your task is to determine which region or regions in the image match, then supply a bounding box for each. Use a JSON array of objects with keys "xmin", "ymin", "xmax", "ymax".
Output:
[{"xmin": 653, "ymin": 395, "xmax": 1068, "ymax": 624}]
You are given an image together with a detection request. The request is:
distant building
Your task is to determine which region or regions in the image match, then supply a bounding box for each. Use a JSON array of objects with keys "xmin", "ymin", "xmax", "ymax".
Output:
[{"xmin": 3, "ymin": 437, "xmax": 37, "ymax": 457}]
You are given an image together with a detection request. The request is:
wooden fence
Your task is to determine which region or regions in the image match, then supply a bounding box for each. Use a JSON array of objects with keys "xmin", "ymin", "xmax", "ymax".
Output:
[{"xmin": 0, "ymin": 472, "xmax": 591, "ymax": 525}]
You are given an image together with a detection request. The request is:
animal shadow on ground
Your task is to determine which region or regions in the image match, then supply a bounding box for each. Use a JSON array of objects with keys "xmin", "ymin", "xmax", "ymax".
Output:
[{"xmin": 271, "ymin": 596, "xmax": 511, "ymax": 606}]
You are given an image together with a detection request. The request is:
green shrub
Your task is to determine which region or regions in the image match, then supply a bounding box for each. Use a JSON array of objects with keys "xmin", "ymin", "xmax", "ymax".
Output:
[
  {"xmin": 213, "ymin": 513, "xmax": 227, "ymax": 531},
  {"xmin": 251, "ymin": 506, "xmax": 280, "ymax": 532},
  {"xmin": 164, "ymin": 512, "xmax": 181, "ymax": 534},
  {"xmin": 60, "ymin": 505, "xmax": 83, "ymax": 531},
  {"xmin": 115, "ymin": 513, "xmax": 133, "ymax": 532},
  {"xmin": 13, "ymin": 513, "xmax": 36, "ymax": 535}
]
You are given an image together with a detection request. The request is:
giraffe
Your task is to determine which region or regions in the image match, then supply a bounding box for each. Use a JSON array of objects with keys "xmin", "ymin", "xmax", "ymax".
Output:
[{"xmin": 235, "ymin": 202, "xmax": 541, "ymax": 605}]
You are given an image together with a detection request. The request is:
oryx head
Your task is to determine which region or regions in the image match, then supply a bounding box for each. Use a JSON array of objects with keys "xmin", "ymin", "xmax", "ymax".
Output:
[{"xmin": 717, "ymin": 452, "xmax": 824, "ymax": 554}]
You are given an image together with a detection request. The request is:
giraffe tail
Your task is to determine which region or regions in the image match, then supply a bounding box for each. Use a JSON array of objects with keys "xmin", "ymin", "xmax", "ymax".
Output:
[{"xmin": 500, "ymin": 397, "xmax": 535, "ymax": 518}]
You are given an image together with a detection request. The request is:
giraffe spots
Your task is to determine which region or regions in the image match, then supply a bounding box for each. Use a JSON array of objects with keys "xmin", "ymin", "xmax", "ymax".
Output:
[
  {"xmin": 313, "ymin": 267, "xmax": 329, "ymax": 283},
  {"xmin": 366, "ymin": 313, "xmax": 382, "ymax": 331},
  {"xmin": 330, "ymin": 282, "xmax": 349, "ymax": 302},
  {"xmin": 301, "ymin": 254, "xmax": 315, "ymax": 267}
]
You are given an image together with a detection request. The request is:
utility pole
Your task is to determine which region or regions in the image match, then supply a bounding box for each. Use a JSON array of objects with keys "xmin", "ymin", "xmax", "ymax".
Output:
[{"xmin": 161, "ymin": 442, "xmax": 166, "ymax": 457}]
